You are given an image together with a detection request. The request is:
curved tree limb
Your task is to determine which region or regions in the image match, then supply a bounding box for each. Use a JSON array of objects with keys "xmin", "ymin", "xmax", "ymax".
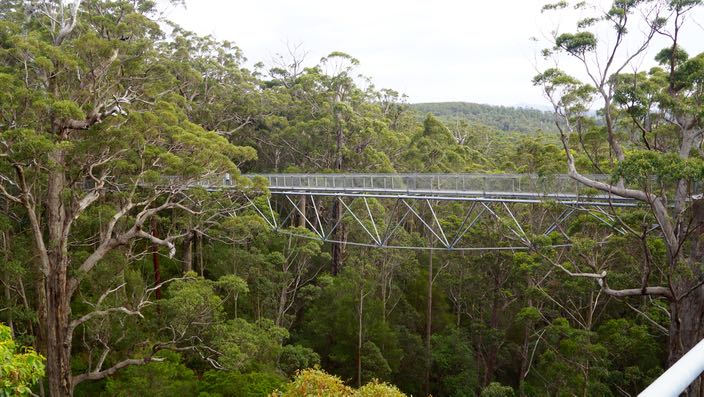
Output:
[{"xmin": 72, "ymin": 356, "xmax": 163, "ymax": 386}]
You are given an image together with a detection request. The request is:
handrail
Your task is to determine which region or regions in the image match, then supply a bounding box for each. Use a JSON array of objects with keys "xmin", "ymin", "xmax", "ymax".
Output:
[
  {"xmin": 246, "ymin": 173, "xmax": 612, "ymax": 196},
  {"xmin": 639, "ymin": 338, "xmax": 704, "ymax": 397}
]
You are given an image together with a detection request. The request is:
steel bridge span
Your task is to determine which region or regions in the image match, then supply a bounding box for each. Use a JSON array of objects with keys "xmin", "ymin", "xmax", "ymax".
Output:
[{"xmin": 225, "ymin": 173, "xmax": 640, "ymax": 252}]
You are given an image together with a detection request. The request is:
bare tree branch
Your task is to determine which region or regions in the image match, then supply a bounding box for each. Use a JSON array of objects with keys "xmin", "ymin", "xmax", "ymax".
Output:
[
  {"xmin": 72, "ymin": 356, "xmax": 163, "ymax": 386},
  {"xmin": 54, "ymin": 0, "xmax": 82, "ymax": 45}
]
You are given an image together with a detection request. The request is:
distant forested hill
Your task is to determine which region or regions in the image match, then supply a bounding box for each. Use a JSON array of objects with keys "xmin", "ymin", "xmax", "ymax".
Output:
[{"xmin": 411, "ymin": 102, "xmax": 557, "ymax": 133}]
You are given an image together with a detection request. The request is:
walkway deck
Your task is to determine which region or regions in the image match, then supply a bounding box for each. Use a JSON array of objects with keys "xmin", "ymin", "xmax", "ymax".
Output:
[{"xmin": 244, "ymin": 173, "xmax": 637, "ymax": 206}]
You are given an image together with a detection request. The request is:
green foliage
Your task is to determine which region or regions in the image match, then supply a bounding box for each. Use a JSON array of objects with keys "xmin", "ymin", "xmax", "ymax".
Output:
[
  {"xmin": 271, "ymin": 368, "xmax": 407, "ymax": 397},
  {"xmin": 272, "ymin": 368, "xmax": 354, "ymax": 396},
  {"xmin": 655, "ymin": 45, "xmax": 689, "ymax": 67},
  {"xmin": 0, "ymin": 324, "xmax": 44, "ymax": 396},
  {"xmin": 162, "ymin": 275, "xmax": 226, "ymax": 336},
  {"xmin": 598, "ymin": 319, "xmax": 663, "ymax": 393},
  {"xmin": 510, "ymin": 138, "xmax": 565, "ymax": 174},
  {"xmin": 104, "ymin": 352, "xmax": 197, "ymax": 397},
  {"xmin": 532, "ymin": 68, "xmax": 595, "ymax": 114},
  {"xmin": 355, "ymin": 380, "xmax": 406, "ymax": 397},
  {"xmin": 430, "ymin": 327, "xmax": 478, "ymax": 397},
  {"xmin": 360, "ymin": 342, "xmax": 392, "ymax": 383},
  {"xmin": 614, "ymin": 150, "xmax": 704, "ymax": 185},
  {"xmin": 211, "ymin": 318, "xmax": 288, "ymax": 371},
  {"xmin": 528, "ymin": 318, "xmax": 610, "ymax": 395},
  {"xmin": 411, "ymin": 102, "xmax": 558, "ymax": 133},
  {"xmin": 541, "ymin": 1, "xmax": 569, "ymax": 12},
  {"xmin": 401, "ymin": 114, "xmax": 479, "ymax": 172},
  {"xmin": 554, "ymin": 32, "xmax": 598, "ymax": 55},
  {"xmin": 481, "ymin": 382, "xmax": 515, "ymax": 397},
  {"xmin": 199, "ymin": 370, "xmax": 285, "ymax": 397},
  {"xmin": 515, "ymin": 306, "xmax": 542, "ymax": 323},
  {"xmin": 278, "ymin": 345, "xmax": 321, "ymax": 376}
]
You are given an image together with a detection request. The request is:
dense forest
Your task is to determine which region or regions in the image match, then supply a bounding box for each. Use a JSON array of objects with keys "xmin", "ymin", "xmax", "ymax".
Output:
[
  {"xmin": 1, "ymin": 0, "xmax": 703, "ymax": 396},
  {"xmin": 411, "ymin": 102, "xmax": 559, "ymax": 134}
]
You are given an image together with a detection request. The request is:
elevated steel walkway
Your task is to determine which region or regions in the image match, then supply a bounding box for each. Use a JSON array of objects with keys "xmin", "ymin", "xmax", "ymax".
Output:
[
  {"xmin": 245, "ymin": 173, "xmax": 637, "ymax": 207},
  {"xmin": 216, "ymin": 173, "xmax": 642, "ymax": 252}
]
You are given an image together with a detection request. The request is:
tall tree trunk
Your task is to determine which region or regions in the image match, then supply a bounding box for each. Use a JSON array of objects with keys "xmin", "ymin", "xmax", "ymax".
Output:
[
  {"xmin": 34, "ymin": 264, "xmax": 48, "ymax": 385},
  {"xmin": 331, "ymin": 199, "xmax": 343, "ymax": 275},
  {"xmin": 669, "ymin": 289, "xmax": 704, "ymax": 396},
  {"xmin": 583, "ymin": 291, "xmax": 595, "ymax": 397},
  {"xmin": 519, "ymin": 324, "xmax": 530, "ymax": 397},
  {"xmin": 45, "ymin": 149, "xmax": 74, "ymax": 396},
  {"xmin": 670, "ymin": 199, "xmax": 704, "ymax": 396},
  {"xmin": 276, "ymin": 284, "xmax": 288, "ymax": 327},
  {"xmin": 182, "ymin": 231, "xmax": 194, "ymax": 273},
  {"xmin": 46, "ymin": 265, "xmax": 72, "ymax": 397},
  {"xmin": 357, "ymin": 287, "xmax": 364, "ymax": 388},
  {"xmin": 197, "ymin": 232, "xmax": 204, "ymax": 276},
  {"xmin": 483, "ymin": 275, "xmax": 500, "ymax": 387},
  {"xmin": 519, "ymin": 277, "xmax": 534, "ymax": 397},
  {"xmin": 330, "ymin": 101, "xmax": 344, "ymax": 276},
  {"xmin": 424, "ymin": 248, "xmax": 433, "ymax": 396},
  {"xmin": 1, "ymin": 230, "xmax": 13, "ymax": 333}
]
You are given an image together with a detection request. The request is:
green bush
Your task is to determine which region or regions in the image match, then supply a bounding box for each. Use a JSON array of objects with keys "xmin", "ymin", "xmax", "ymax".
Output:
[
  {"xmin": 103, "ymin": 351, "xmax": 198, "ymax": 397},
  {"xmin": 199, "ymin": 370, "xmax": 285, "ymax": 397},
  {"xmin": 270, "ymin": 368, "xmax": 407, "ymax": 397},
  {"xmin": 0, "ymin": 323, "xmax": 45, "ymax": 397},
  {"xmin": 481, "ymin": 382, "xmax": 515, "ymax": 397}
]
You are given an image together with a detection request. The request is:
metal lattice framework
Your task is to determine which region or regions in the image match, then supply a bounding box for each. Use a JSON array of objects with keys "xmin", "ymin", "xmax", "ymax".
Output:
[{"xmin": 227, "ymin": 174, "xmax": 641, "ymax": 251}]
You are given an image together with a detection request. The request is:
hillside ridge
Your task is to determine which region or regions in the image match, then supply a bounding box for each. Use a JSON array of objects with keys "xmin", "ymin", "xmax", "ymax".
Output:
[{"xmin": 411, "ymin": 101, "xmax": 557, "ymax": 133}]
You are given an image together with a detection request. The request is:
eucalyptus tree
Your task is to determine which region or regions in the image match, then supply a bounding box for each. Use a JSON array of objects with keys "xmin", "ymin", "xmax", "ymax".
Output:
[
  {"xmin": 0, "ymin": 1, "xmax": 256, "ymax": 395},
  {"xmin": 534, "ymin": 0, "xmax": 704, "ymax": 392},
  {"xmin": 401, "ymin": 114, "xmax": 484, "ymax": 172},
  {"xmin": 257, "ymin": 52, "xmax": 399, "ymax": 274},
  {"xmin": 160, "ymin": 26, "xmax": 266, "ymax": 143},
  {"xmin": 220, "ymin": 226, "xmax": 328, "ymax": 328},
  {"xmin": 249, "ymin": 51, "xmax": 400, "ymax": 174}
]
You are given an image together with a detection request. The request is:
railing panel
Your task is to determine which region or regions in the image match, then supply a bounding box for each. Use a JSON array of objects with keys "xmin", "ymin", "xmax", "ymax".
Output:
[{"xmin": 242, "ymin": 173, "xmax": 633, "ymax": 198}]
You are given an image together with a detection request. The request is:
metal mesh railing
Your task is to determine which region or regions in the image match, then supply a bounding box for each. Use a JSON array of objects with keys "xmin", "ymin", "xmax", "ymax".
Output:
[{"xmin": 246, "ymin": 173, "xmax": 613, "ymax": 197}]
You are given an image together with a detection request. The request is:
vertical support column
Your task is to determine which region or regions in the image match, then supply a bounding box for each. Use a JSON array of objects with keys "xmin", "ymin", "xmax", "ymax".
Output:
[{"xmin": 297, "ymin": 195, "xmax": 307, "ymax": 228}]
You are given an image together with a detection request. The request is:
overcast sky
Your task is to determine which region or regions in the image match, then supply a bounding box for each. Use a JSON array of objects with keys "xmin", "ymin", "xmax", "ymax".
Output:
[{"xmin": 166, "ymin": 0, "xmax": 704, "ymax": 108}]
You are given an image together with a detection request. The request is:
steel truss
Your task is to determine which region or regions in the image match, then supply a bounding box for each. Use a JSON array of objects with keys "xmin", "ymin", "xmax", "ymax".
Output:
[
  {"xmin": 195, "ymin": 173, "xmax": 644, "ymax": 251},
  {"xmin": 241, "ymin": 191, "xmax": 637, "ymax": 252}
]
